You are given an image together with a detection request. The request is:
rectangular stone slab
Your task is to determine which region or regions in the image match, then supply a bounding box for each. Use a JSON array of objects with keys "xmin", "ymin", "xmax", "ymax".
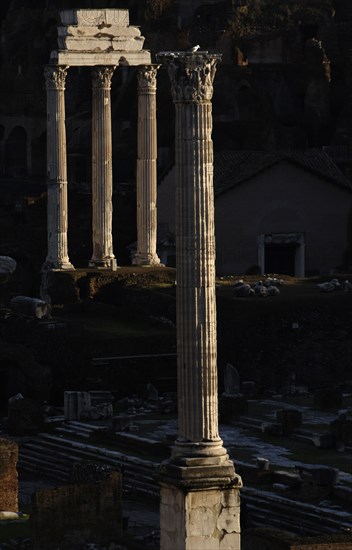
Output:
[
  {"xmin": 58, "ymin": 36, "xmax": 144, "ymax": 52},
  {"xmin": 50, "ymin": 49, "xmax": 151, "ymax": 66},
  {"xmin": 60, "ymin": 9, "xmax": 129, "ymax": 27},
  {"xmin": 57, "ymin": 25, "xmax": 141, "ymax": 38}
]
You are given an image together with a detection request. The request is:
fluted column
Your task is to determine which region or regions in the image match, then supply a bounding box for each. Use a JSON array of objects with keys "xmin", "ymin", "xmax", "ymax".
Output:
[
  {"xmin": 43, "ymin": 65, "xmax": 74, "ymax": 271},
  {"xmin": 89, "ymin": 66, "xmax": 117, "ymax": 270},
  {"xmin": 158, "ymin": 52, "xmax": 226, "ymax": 462},
  {"xmin": 133, "ymin": 64, "xmax": 161, "ymax": 267},
  {"xmin": 157, "ymin": 52, "xmax": 241, "ymax": 550}
]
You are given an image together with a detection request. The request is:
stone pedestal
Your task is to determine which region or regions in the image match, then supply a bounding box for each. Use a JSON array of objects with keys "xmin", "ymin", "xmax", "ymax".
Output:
[
  {"xmin": 43, "ymin": 65, "xmax": 74, "ymax": 271},
  {"xmin": 0, "ymin": 438, "xmax": 18, "ymax": 512},
  {"xmin": 157, "ymin": 51, "xmax": 241, "ymax": 550},
  {"xmin": 89, "ymin": 66, "xmax": 117, "ymax": 270},
  {"xmin": 133, "ymin": 64, "xmax": 161, "ymax": 267},
  {"xmin": 160, "ymin": 481, "xmax": 241, "ymax": 550}
]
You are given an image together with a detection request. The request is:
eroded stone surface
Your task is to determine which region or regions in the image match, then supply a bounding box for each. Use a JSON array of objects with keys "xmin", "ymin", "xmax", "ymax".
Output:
[
  {"xmin": 0, "ymin": 438, "xmax": 18, "ymax": 512},
  {"xmin": 160, "ymin": 484, "xmax": 241, "ymax": 550}
]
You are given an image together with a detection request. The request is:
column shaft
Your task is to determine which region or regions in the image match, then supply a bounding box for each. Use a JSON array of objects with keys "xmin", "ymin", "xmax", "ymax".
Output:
[
  {"xmin": 133, "ymin": 65, "xmax": 161, "ymax": 266},
  {"xmin": 90, "ymin": 66, "xmax": 116, "ymax": 270},
  {"xmin": 43, "ymin": 65, "xmax": 74, "ymax": 271},
  {"xmin": 159, "ymin": 52, "xmax": 226, "ymax": 461},
  {"xmin": 157, "ymin": 52, "xmax": 241, "ymax": 550}
]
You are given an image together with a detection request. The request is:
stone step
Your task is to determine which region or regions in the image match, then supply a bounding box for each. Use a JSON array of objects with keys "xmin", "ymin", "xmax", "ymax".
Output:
[
  {"xmin": 243, "ymin": 487, "xmax": 352, "ymax": 533},
  {"xmin": 55, "ymin": 426, "xmax": 91, "ymax": 438},
  {"xmin": 65, "ymin": 420, "xmax": 107, "ymax": 431},
  {"xmin": 19, "ymin": 434, "xmax": 157, "ymax": 491},
  {"xmin": 236, "ymin": 416, "xmax": 265, "ymax": 430}
]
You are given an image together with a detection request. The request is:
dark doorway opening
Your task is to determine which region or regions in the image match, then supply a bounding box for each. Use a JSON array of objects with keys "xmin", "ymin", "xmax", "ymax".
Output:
[
  {"xmin": 265, "ymin": 243, "xmax": 296, "ymax": 275},
  {"xmin": 0, "ymin": 359, "xmax": 25, "ymax": 412}
]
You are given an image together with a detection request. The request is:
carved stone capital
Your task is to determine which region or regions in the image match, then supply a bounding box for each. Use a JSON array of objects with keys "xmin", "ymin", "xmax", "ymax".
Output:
[
  {"xmin": 137, "ymin": 64, "xmax": 160, "ymax": 91},
  {"xmin": 45, "ymin": 65, "xmax": 69, "ymax": 91},
  {"xmin": 156, "ymin": 52, "xmax": 222, "ymax": 102},
  {"xmin": 92, "ymin": 66, "xmax": 116, "ymax": 90}
]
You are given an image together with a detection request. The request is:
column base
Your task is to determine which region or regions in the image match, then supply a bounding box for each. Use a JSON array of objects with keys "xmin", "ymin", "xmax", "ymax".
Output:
[
  {"xmin": 132, "ymin": 252, "xmax": 163, "ymax": 267},
  {"xmin": 171, "ymin": 439, "xmax": 229, "ymax": 466},
  {"xmin": 42, "ymin": 260, "xmax": 75, "ymax": 272},
  {"xmin": 159, "ymin": 460, "xmax": 242, "ymax": 550},
  {"xmin": 89, "ymin": 258, "xmax": 117, "ymax": 271}
]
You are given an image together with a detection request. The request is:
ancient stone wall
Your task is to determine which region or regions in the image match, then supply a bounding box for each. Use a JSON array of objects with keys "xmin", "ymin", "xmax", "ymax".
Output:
[
  {"xmin": 31, "ymin": 471, "xmax": 122, "ymax": 548},
  {"xmin": 0, "ymin": 438, "xmax": 18, "ymax": 512}
]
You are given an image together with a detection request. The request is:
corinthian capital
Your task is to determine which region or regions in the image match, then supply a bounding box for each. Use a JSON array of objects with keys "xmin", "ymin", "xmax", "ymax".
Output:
[
  {"xmin": 156, "ymin": 52, "xmax": 221, "ymax": 102},
  {"xmin": 137, "ymin": 64, "xmax": 160, "ymax": 91},
  {"xmin": 45, "ymin": 65, "xmax": 69, "ymax": 91},
  {"xmin": 92, "ymin": 66, "xmax": 116, "ymax": 90}
]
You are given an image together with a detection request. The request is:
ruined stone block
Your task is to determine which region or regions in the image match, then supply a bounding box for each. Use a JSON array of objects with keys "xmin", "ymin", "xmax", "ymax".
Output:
[
  {"xmin": 31, "ymin": 470, "xmax": 122, "ymax": 549},
  {"xmin": 0, "ymin": 438, "xmax": 18, "ymax": 512}
]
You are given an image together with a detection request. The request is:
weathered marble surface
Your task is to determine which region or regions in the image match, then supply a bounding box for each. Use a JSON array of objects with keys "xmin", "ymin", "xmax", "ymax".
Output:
[{"xmin": 133, "ymin": 65, "xmax": 161, "ymax": 267}]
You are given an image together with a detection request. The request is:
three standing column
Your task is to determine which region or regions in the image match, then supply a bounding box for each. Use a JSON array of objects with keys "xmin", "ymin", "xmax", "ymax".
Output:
[
  {"xmin": 133, "ymin": 64, "xmax": 161, "ymax": 267},
  {"xmin": 43, "ymin": 65, "xmax": 74, "ymax": 271},
  {"xmin": 89, "ymin": 66, "xmax": 117, "ymax": 270}
]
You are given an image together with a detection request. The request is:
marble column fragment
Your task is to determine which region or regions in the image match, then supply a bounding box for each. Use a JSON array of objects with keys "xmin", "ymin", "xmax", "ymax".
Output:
[
  {"xmin": 89, "ymin": 66, "xmax": 117, "ymax": 270},
  {"xmin": 43, "ymin": 65, "xmax": 74, "ymax": 271},
  {"xmin": 133, "ymin": 64, "xmax": 161, "ymax": 267}
]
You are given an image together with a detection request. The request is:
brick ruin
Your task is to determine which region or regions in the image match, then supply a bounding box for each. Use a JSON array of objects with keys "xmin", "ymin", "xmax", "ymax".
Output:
[{"xmin": 0, "ymin": 438, "xmax": 18, "ymax": 512}]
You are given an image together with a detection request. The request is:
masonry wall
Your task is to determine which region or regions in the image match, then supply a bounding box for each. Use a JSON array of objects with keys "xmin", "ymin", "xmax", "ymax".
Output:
[
  {"xmin": 31, "ymin": 471, "xmax": 122, "ymax": 548},
  {"xmin": 0, "ymin": 438, "xmax": 18, "ymax": 512},
  {"xmin": 215, "ymin": 161, "xmax": 352, "ymax": 275},
  {"xmin": 157, "ymin": 161, "xmax": 352, "ymax": 275}
]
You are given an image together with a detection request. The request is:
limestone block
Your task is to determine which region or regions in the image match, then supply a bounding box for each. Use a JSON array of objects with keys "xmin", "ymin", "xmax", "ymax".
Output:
[
  {"xmin": 58, "ymin": 25, "xmax": 141, "ymax": 38},
  {"xmin": 217, "ymin": 507, "xmax": 240, "ymax": 533},
  {"xmin": 60, "ymin": 9, "xmax": 129, "ymax": 27},
  {"xmin": 160, "ymin": 483, "xmax": 241, "ymax": 550},
  {"xmin": 50, "ymin": 50, "xmax": 152, "ymax": 67},
  {"xmin": 188, "ymin": 507, "xmax": 214, "ymax": 537},
  {"xmin": 221, "ymin": 488, "xmax": 241, "ymax": 508},
  {"xmin": 220, "ymin": 533, "xmax": 241, "ymax": 549},
  {"xmin": 58, "ymin": 36, "xmax": 144, "ymax": 52},
  {"xmin": 186, "ymin": 536, "xmax": 219, "ymax": 549}
]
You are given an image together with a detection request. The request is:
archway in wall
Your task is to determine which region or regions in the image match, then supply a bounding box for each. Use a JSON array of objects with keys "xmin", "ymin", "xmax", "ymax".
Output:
[
  {"xmin": 0, "ymin": 358, "xmax": 26, "ymax": 412},
  {"xmin": 5, "ymin": 126, "xmax": 27, "ymax": 177}
]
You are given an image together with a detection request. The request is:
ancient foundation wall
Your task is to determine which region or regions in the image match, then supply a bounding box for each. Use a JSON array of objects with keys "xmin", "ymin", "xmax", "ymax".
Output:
[
  {"xmin": 0, "ymin": 438, "xmax": 18, "ymax": 512},
  {"xmin": 31, "ymin": 471, "xmax": 122, "ymax": 548}
]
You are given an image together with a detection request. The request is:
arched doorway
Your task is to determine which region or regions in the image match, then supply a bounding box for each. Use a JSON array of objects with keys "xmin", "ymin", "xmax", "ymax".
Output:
[{"xmin": 5, "ymin": 126, "xmax": 28, "ymax": 177}]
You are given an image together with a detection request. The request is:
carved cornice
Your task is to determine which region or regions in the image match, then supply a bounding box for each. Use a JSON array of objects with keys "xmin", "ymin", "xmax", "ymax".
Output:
[
  {"xmin": 92, "ymin": 66, "xmax": 116, "ymax": 90},
  {"xmin": 137, "ymin": 64, "xmax": 160, "ymax": 91},
  {"xmin": 45, "ymin": 65, "xmax": 68, "ymax": 91},
  {"xmin": 156, "ymin": 52, "xmax": 222, "ymax": 102}
]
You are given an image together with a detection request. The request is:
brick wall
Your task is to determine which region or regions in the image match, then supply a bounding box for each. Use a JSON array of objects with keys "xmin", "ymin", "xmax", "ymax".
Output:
[
  {"xmin": 0, "ymin": 438, "xmax": 18, "ymax": 512},
  {"xmin": 31, "ymin": 471, "xmax": 122, "ymax": 548}
]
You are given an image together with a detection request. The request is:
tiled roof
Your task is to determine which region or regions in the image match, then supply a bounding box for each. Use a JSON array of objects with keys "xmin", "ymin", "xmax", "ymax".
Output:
[{"xmin": 214, "ymin": 150, "xmax": 352, "ymax": 196}]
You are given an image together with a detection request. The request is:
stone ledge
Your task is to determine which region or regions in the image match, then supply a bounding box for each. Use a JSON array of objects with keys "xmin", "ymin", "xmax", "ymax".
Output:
[
  {"xmin": 157, "ymin": 459, "xmax": 242, "ymax": 491},
  {"xmin": 49, "ymin": 49, "xmax": 151, "ymax": 67}
]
